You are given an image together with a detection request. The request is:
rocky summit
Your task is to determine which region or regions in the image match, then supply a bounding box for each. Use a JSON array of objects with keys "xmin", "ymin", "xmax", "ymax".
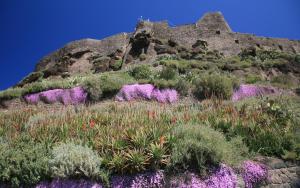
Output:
[{"xmin": 18, "ymin": 12, "xmax": 300, "ymax": 86}]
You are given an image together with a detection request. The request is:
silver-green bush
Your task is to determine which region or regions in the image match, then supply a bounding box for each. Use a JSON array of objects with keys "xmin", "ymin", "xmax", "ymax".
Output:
[
  {"xmin": 49, "ymin": 142, "xmax": 102, "ymax": 179},
  {"xmin": 170, "ymin": 123, "xmax": 247, "ymax": 175}
]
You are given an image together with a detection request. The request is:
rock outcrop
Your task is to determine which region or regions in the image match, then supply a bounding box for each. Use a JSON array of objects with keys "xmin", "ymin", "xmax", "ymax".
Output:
[{"xmin": 21, "ymin": 12, "xmax": 299, "ymax": 85}]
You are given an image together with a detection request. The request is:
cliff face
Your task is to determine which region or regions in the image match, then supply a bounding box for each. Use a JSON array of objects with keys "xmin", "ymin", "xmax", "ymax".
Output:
[{"xmin": 30, "ymin": 12, "xmax": 300, "ymax": 81}]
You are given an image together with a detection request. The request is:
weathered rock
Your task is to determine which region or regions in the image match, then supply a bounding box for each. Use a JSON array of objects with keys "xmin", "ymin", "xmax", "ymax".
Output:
[{"xmin": 154, "ymin": 44, "xmax": 177, "ymax": 55}]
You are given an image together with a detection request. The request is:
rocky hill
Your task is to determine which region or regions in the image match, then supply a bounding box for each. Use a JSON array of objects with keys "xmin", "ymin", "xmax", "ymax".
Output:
[
  {"xmin": 16, "ymin": 12, "xmax": 300, "ymax": 86},
  {"xmin": 0, "ymin": 12, "xmax": 300, "ymax": 188}
]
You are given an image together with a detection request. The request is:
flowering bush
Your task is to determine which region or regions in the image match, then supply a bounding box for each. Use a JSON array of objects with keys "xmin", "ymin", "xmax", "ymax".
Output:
[
  {"xmin": 242, "ymin": 161, "xmax": 268, "ymax": 188},
  {"xmin": 36, "ymin": 179, "xmax": 103, "ymax": 188},
  {"xmin": 116, "ymin": 84, "xmax": 178, "ymax": 103},
  {"xmin": 232, "ymin": 84, "xmax": 278, "ymax": 101},
  {"xmin": 169, "ymin": 165, "xmax": 237, "ymax": 188},
  {"xmin": 111, "ymin": 170, "xmax": 164, "ymax": 188},
  {"xmin": 24, "ymin": 86, "xmax": 87, "ymax": 105}
]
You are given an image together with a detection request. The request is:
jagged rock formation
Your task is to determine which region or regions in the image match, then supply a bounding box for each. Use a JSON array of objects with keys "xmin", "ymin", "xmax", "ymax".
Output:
[{"xmin": 18, "ymin": 12, "xmax": 300, "ymax": 85}]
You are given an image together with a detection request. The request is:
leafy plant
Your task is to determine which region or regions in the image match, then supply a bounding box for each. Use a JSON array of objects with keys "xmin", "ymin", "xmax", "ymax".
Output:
[
  {"xmin": 159, "ymin": 67, "xmax": 178, "ymax": 80},
  {"xmin": 170, "ymin": 123, "xmax": 247, "ymax": 175},
  {"xmin": 49, "ymin": 142, "xmax": 102, "ymax": 179},
  {"xmin": 0, "ymin": 137, "xmax": 51, "ymax": 188},
  {"xmin": 245, "ymin": 74, "xmax": 262, "ymax": 84},
  {"xmin": 175, "ymin": 78, "xmax": 190, "ymax": 96},
  {"xmin": 192, "ymin": 74, "xmax": 235, "ymax": 100},
  {"xmin": 110, "ymin": 60, "xmax": 123, "ymax": 70},
  {"xmin": 130, "ymin": 64, "xmax": 152, "ymax": 80},
  {"xmin": 124, "ymin": 149, "xmax": 149, "ymax": 174},
  {"xmin": 82, "ymin": 76, "xmax": 103, "ymax": 101},
  {"xmin": 148, "ymin": 143, "xmax": 170, "ymax": 169}
]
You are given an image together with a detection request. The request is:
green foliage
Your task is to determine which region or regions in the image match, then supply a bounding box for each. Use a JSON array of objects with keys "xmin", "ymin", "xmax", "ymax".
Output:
[
  {"xmin": 17, "ymin": 71, "xmax": 44, "ymax": 86},
  {"xmin": 170, "ymin": 124, "xmax": 247, "ymax": 175},
  {"xmin": 0, "ymin": 88, "xmax": 23, "ymax": 101},
  {"xmin": 83, "ymin": 77, "xmax": 103, "ymax": 101},
  {"xmin": 159, "ymin": 67, "xmax": 178, "ymax": 80},
  {"xmin": 103, "ymin": 125, "xmax": 172, "ymax": 174},
  {"xmin": 153, "ymin": 79, "xmax": 178, "ymax": 89},
  {"xmin": 295, "ymin": 54, "xmax": 300, "ymax": 64},
  {"xmin": 221, "ymin": 56, "xmax": 252, "ymax": 71},
  {"xmin": 192, "ymin": 74, "xmax": 235, "ymax": 100},
  {"xmin": 230, "ymin": 97, "xmax": 297, "ymax": 157},
  {"xmin": 129, "ymin": 64, "xmax": 152, "ymax": 80},
  {"xmin": 257, "ymin": 50, "xmax": 294, "ymax": 62},
  {"xmin": 148, "ymin": 143, "xmax": 170, "ymax": 169},
  {"xmin": 0, "ymin": 137, "xmax": 51, "ymax": 188},
  {"xmin": 83, "ymin": 72, "xmax": 135, "ymax": 101},
  {"xmin": 175, "ymin": 78, "xmax": 190, "ymax": 96},
  {"xmin": 49, "ymin": 142, "xmax": 102, "ymax": 179},
  {"xmin": 124, "ymin": 149, "xmax": 148, "ymax": 174},
  {"xmin": 139, "ymin": 53, "xmax": 147, "ymax": 61},
  {"xmin": 271, "ymin": 74, "xmax": 296, "ymax": 88},
  {"xmin": 110, "ymin": 60, "xmax": 123, "ymax": 71},
  {"xmin": 100, "ymin": 73, "xmax": 135, "ymax": 97},
  {"xmin": 245, "ymin": 74, "xmax": 263, "ymax": 84}
]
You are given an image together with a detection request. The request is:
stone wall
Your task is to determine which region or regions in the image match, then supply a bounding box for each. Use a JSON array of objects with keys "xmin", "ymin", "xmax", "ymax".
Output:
[{"xmin": 255, "ymin": 157, "xmax": 300, "ymax": 188}]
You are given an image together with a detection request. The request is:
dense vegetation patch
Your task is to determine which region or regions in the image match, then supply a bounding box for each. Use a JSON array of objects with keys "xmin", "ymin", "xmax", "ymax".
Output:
[{"xmin": 0, "ymin": 94, "xmax": 299, "ymax": 186}]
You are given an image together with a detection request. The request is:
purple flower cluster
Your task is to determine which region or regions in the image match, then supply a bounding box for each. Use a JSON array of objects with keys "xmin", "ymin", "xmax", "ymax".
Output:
[
  {"xmin": 111, "ymin": 170, "xmax": 165, "ymax": 188},
  {"xmin": 24, "ymin": 87, "xmax": 87, "ymax": 105},
  {"xmin": 116, "ymin": 84, "xmax": 178, "ymax": 103},
  {"xmin": 232, "ymin": 84, "xmax": 278, "ymax": 101},
  {"xmin": 242, "ymin": 161, "xmax": 268, "ymax": 188},
  {"xmin": 170, "ymin": 164, "xmax": 237, "ymax": 188},
  {"xmin": 36, "ymin": 179, "xmax": 103, "ymax": 188},
  {"xmin": 34, "ymin": 164, "xmax": 268, "ymax": 188}
]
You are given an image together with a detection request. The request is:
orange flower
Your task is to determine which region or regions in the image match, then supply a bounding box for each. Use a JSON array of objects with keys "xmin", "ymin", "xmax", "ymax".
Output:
[
  {"xmin": 82, "ymin": 124, "xmax": 87, "ymax": 131},
  {"xmin": 90, "ymin": 120, "xmax": 96, "ymax": 128},
  {"xmin": 159, "ymin": 136, "xmax": 165, "ymax": 146},
  {"xmin": 184, "ymin": 113, "xmax": 190, "ymax": 122},
  {"xmin": 14, "ymin": 124, "xmax": 20, "ymax": 131},
  {"xmin": 171, "ymin": 116, "xmax": 177, "ymax": 124},
  {"xmin": 148, "ymin": 110, "xmax": 156, "ymax": 119}
]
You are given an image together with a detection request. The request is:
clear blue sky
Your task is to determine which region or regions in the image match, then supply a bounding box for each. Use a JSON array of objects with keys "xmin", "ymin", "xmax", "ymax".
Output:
[{"xmin": 0, "ymin": 0, "xmax": 300, "ymax": 90}]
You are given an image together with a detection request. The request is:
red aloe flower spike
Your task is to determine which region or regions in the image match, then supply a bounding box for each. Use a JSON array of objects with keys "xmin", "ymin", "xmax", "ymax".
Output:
[{"xmin": 90, "ymin": 120, "xmax": 96, "ymax": 128}]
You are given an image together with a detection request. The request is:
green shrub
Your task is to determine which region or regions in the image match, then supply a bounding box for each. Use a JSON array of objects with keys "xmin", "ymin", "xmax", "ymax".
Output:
[
  {"xmin": 271, "ymin": 74, "xmax": 295, "ymax": 88},
  {"xmin": 295, "ymin": 54, "xmax": 300, "ymax": 64},
  {"xmin": 0, "ymin": 137, "xmax": 51, "ymax": 187},
  {"xmin": 17, "ymin": 71, "xmax": 44, "ymax": 87},
  {"xmin": 232, "ymin": 97, "xmax": 297, "ymax": 157},
  {"xmin": 160, "ymin": 67, "xmax": 178, "ymax": 80},
  {"xmin": 192, "ymin": 74, "xmax": 234, "ymax": 100},
  {"xmin": 130, "ymin": 64, "xmax": 152, "ymax": 80},
  {"xmin": 221, "ymin": 56, "xmax": 252, "ymax": 71},
  {"xmin": 175, "ymin": 78, "xmax": 190, "ymax": 96},
  {"xmin": 257, "ymin": 50, "xmax": 294, "ymax": 62},
  {"xmin": 0, "ymin": 88, "xmax": 23, "ymax": 101},
  {"xmin": 245, "ymin": 74, "xmax": 262, "ymax": 84},
  {"xmin": 124, "ymin": 149, "xmax": 148, "ymax": 174},
  {"xmin": 99, "ymin": 73, "xmax": 135, "ymax": 97},
  {"xmin": 83, "ymin": 73, "xmax": 135, "ymax": 101},
  {"xmin": 110, "ymin": 60, "xmax": 123, "ymax": 71},
  {"xmin": 170, "ymin": 124, "xmax": 247, "ymax": 175},
  {"xmin": 139, "ymin": 53, "xmax": 147, "ymax": 61},
  {"xmin": 49, "ymin": 142, "xmax": 102, "ymax": 179},
  {"xmin": 153, "ymin": 79, "xmax": 178, "ymax": 89},
  {"xmin": 82, "ymin": 77, "xmax": 103, "ymax": 101}
]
